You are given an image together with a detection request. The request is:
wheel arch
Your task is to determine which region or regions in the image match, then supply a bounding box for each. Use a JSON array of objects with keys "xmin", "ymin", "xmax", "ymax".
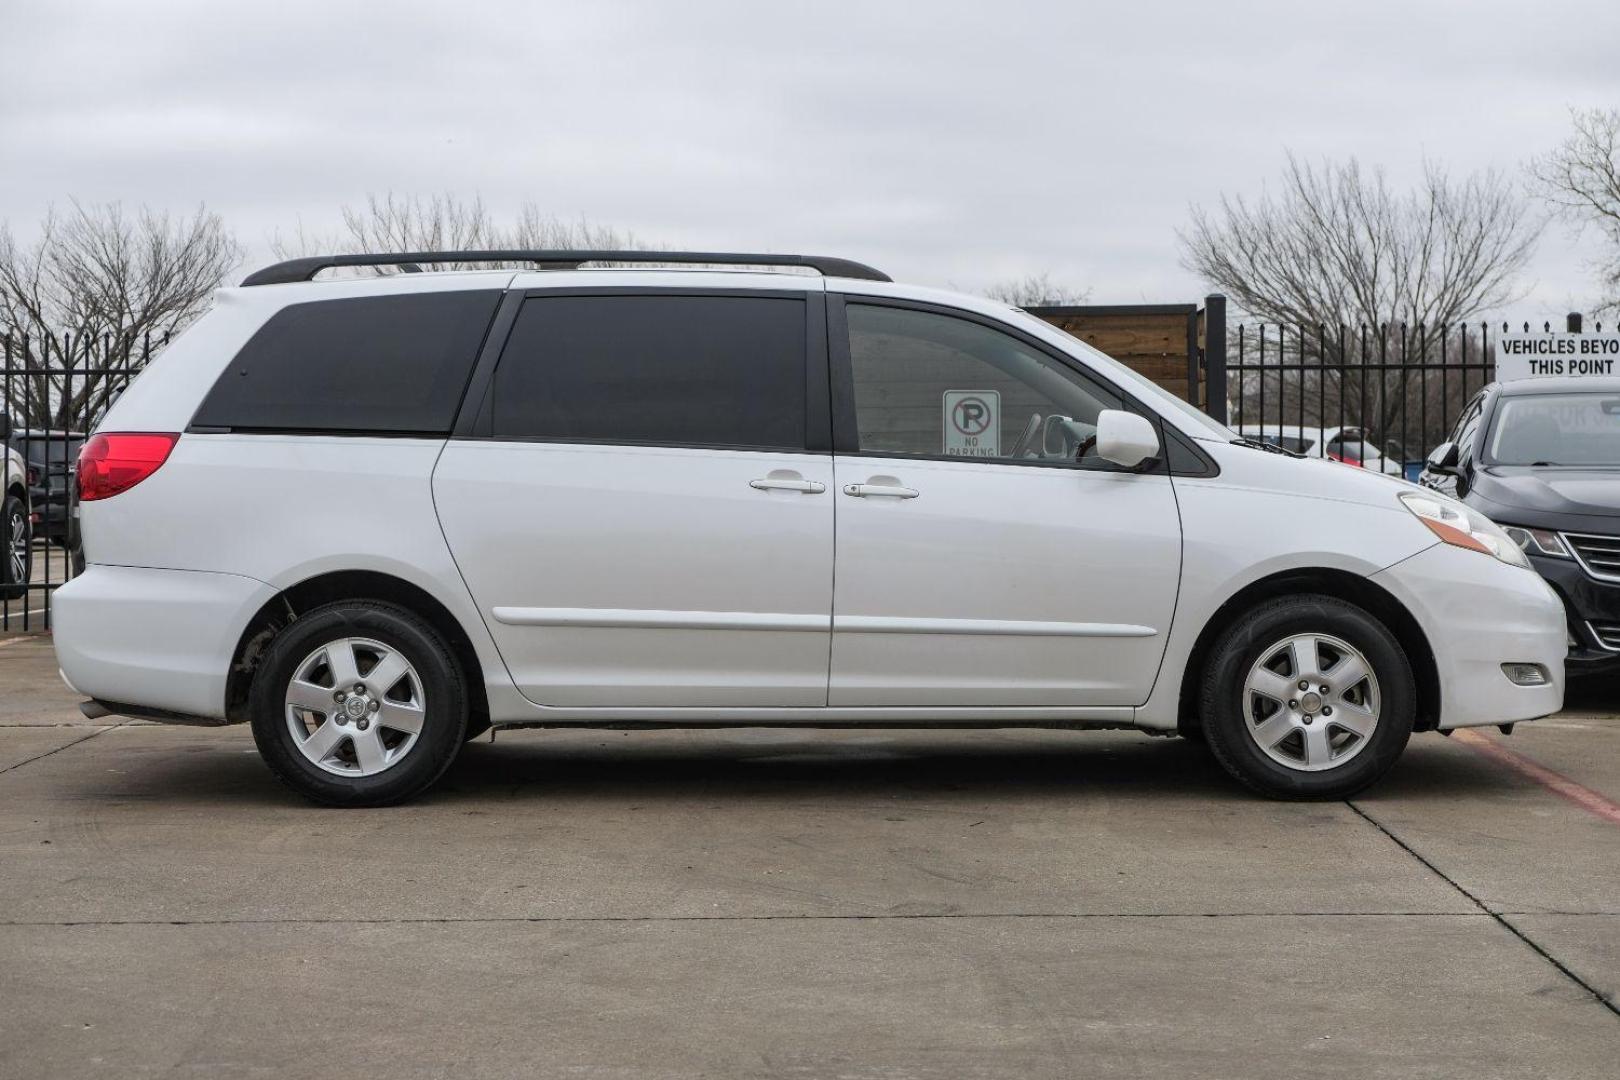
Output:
[
  {"xmin": 225, "ymin": 569, "xmax": 490, "ymax": 728},
  {"xmin": 1176, "ymin": 568, "xmax": 1440, "ymax": 735}
]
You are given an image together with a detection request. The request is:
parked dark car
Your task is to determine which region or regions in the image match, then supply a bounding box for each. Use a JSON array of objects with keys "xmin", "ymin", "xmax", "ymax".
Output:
[
  {"xmin": 8, "ymin": 430, "xmax": 84, "ymax": 550},
  {"xmin": 1421, "ymin": 376, "xmax": 1620, "ymax": 676}
]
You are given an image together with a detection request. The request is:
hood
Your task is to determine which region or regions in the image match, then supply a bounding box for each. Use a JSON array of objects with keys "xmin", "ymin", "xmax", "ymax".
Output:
[
  {"xmin": 1197, "ymin": 438, "xmax": 1417, "ymax": 512},
  {"xmin": 1472, "ymin": 466, "xmax": 1620, "ymax": 521}
]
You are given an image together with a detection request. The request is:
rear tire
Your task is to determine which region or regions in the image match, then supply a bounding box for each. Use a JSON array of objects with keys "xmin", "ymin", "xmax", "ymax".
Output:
[
  {"xmin": 1199, "ymin": 594, "xmax": 1414, "ymax": 799},
  {"xmin": 1, "ymin": 496, "xmax": 29, "ymax": 602},
  {"xmin": 250, "ymin": 600, "xmax": 468, "ymax": 806}
]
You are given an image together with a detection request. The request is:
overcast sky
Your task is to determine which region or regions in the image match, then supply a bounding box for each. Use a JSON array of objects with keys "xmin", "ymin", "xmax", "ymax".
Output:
[{"xmin": 2, "ymin": 0, "xmax": 1616, "ymax": 321}]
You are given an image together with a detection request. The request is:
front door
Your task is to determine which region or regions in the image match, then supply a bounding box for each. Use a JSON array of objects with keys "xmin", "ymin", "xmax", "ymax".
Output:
[
  {"xmin": 434, "ymin": 289, "xmax": 834, "ymax": 708},
  {"xmin": 827, "ymin": 299, "xmax": 1183, "ymax": 708}
]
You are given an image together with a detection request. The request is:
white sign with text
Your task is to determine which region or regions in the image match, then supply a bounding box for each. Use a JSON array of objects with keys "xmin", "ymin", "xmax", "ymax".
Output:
[
  {"xmin": 942, "ymin": 390, "xmax": 1001, "ymax": 457},
  {"xmin": 1497, "ymin": 333, "xmax": 1620, "ymax": 381}
]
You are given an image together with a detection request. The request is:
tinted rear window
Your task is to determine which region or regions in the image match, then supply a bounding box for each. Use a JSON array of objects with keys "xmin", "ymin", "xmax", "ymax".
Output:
[
  {"xmin": 192, "ymin": 291, "xmax": 501, "ymax": 434},
  {"xmin": 490, "ymin": 295, "xmax": 806, "ymax": 449}
]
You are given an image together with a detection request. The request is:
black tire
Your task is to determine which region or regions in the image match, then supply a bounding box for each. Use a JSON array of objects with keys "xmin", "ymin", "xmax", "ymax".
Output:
[
  {"xmin": 249, "ymin": 600, "xmax": 469, "ymax": 806},
  {"xmin": 1, "ymin": 496, "xmax": 29, "ymax": 602},
  {"xmin": 1199, "ymin": 594, "xmax": 1414, "ymax": 799}
]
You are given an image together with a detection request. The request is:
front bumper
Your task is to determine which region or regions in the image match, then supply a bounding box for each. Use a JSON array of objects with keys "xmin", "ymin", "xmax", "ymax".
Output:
[
  {"xmin": 53, "ymin": 564, "xmax": 276, "ymax": 720},
  {"xmin": 1528, "ymin": 553, "xmax": 1620, "ymax": 674},
  {"xmin": 1372, "ymin": 544, "xmax": 1566, "ymax": 729}
]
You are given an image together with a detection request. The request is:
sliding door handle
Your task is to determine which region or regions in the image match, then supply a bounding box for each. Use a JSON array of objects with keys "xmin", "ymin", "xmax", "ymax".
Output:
[
  {"xmin": 843, "ymin": 483, "xmax": 919, "ymax": 499},
  {"xmin": 750, "ymin": 477, "xmax": 827, "ymax": 494}
]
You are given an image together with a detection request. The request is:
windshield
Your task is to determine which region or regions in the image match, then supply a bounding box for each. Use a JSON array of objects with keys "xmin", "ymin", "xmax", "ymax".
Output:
[{"xmin": 1485, "ymin": 394, "xmax": 1620, "ymax": 466}]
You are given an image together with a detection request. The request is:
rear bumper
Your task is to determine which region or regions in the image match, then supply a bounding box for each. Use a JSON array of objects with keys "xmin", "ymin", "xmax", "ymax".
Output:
[
  {"xmin": 52, "ymin": 564, "xmax": 275, "ymax": 720},
  {"xmin": 1372, "ymin": 545, "xmax": 1567, "ymax": 729}
]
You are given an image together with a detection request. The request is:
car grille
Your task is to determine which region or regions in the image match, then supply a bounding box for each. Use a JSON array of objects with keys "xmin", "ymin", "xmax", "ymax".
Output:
[
  {"xmin": 1588, "ymin": 622, "xmax": 1620, "ymax": 651},
  {"xmin": 1563, "ymin": 532, "xmax": 1620, "ymax": 582}
]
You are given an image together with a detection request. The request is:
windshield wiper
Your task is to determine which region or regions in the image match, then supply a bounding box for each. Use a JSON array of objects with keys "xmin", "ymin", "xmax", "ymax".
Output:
[{"xmin": 1230, "ymin": 436, "xmax": 1303, "ymax": 458}]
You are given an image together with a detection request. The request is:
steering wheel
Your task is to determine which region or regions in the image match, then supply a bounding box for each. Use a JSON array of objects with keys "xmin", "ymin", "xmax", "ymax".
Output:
[{"xmin": 1008, "ymin": 413, "xmax": 1044, "ymax": 459}]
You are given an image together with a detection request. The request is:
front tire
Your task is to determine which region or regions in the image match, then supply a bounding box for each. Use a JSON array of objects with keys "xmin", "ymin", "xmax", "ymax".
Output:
[
  {"xmin": 1, "ymin": 496, "xmax": 29, "ymax": 602},
  {"xmin": 1199, "ymin": 594, "xmax": 1414, "ymax": 799},
  {"xmin": 250, "ymin": 600, "xmax": 468, "ymax": 806}
]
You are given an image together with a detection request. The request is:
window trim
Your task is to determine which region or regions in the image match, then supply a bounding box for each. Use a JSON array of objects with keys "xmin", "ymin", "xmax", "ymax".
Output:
[
  {"xmin": 451, "ymin": 286, "xmax": 830, "ymax": 456},
  {"xmin": 828, "ymin": 293, "xmax": 1207, "ymax": 476}
]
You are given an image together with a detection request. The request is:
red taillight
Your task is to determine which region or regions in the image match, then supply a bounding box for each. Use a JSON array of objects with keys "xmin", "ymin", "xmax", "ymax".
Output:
[
  {"xmin": 77, "ymin": 433, "xmax": 180, "ymax": 501},
  {"xmin": 1327, "ymin": 452, "xmax": 1364, "ymax": 468}
]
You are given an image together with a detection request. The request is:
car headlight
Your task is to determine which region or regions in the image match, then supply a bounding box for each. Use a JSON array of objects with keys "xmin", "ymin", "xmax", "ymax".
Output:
[
  {"xmin": 1397, "ymin": 491, "xmax": 1531, "ymax": 569},
  {"xmin": 1499, "ymin": 525, "xmax": 1573, "ymax": 560}
]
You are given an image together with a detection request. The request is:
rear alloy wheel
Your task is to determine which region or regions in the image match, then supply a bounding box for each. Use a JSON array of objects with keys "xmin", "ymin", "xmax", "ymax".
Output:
[
  {"xmin": 250, "ymin": 601, "xmax": 468, "ymax": 806},
  {"xmin": 1200, "ymin": 595, "xmax": 1414, "ymax": 798},
  {"xmin": 1, "ymin": 496, "xmax": 29, "ymax": 601}
]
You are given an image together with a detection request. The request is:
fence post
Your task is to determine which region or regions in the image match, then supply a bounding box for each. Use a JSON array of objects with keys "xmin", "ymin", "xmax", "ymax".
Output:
[
  {"xmin": 1567, "ymin": 312, "xmax": 1583, "ymax": 333},
  {"xmin": 1204, "ymin": 294, "xmax": 1228, "ymax": 424}
]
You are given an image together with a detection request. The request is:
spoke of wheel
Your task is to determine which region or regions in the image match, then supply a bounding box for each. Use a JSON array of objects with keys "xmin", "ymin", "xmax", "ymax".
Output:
[
  {"xmin": 1301, "ymin": 724, "xmax": 1334, "ymax": 767},
  {"xmin": 1288, "ymin": 636, "xmax": 1322, "ymax": 680},
  {"xmin": 1327, "ymin": 652, "xmax": 1370, "ymax": 694},
  {"xmin": 375, "ymin": 700, "xmax": 424, "ymax": 735},
  {"xmin": 351, "ymin": 728, "xmax": 387, "ymax": 774},
  {"xmin": 365, "ymin": 651, "xmax": 410, "ymax": 697},
  {"xmin": 1249, "ymin": 668, "xmax": 1296, "ymax": 703},
  {"xmin": 300, "ymin": 719, "xmax": 348, "ymax": 763},
  {"xmin": 1250, "ymin": 712, "xmax": 1296, "ymax": 749},
  {"xmin": 287, "ymin": 679, "xmax": 335, "ymax": 714},
  {"xmin": 324, "ymin": 640, "xmax": 362, "ymax": 688},
  {"xmin": 1330, "ymin": 704, "xmax": 1377, "ymax": 737}
]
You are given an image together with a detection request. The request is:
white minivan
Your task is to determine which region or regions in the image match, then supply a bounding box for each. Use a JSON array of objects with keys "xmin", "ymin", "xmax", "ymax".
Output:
[{"xmin": 53, "ymin": 251, "xmax": 1567, "ymax": 806}]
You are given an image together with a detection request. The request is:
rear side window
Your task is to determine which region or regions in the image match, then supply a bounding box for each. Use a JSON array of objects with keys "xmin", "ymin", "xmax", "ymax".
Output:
[
  {"xmin": 490, "ymin": 295, "xmax": 806, "ymax": 449},
  {"xmin": 192, "ymin": 291, "xmax": 501, "ymax": 434}
]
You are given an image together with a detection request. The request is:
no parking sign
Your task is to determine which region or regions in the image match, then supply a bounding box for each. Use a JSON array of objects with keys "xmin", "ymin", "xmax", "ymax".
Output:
[{"xmin": 943, "ymin": 390, "xmax": 1000, "ymax": 457}]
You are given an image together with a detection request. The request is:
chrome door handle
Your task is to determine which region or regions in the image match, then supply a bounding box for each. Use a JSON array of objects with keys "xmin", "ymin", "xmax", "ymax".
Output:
[
  {"xmin": 843, "ymin": 483, "xmax": 919, "ymax": 499},
  {"xmin": 750, "ymin": 478, "xmax": 827, "ymax": 494}
]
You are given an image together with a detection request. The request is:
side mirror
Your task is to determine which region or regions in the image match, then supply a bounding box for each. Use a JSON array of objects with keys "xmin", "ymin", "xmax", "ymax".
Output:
[
  {"xmin": 1426, "ymin": 441, "xmax": 1459, "ymax": 473},
  {"xmin": 1096, "ymin": 409, "xmax": 1160, "ymax": 468},
  {"xmin": 0, "ymin": 410, "xmax": 10, "ymax": 445}
]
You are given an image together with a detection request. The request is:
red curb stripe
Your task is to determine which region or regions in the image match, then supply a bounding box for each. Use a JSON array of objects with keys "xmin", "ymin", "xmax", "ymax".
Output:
[{"xmin": 1452, "ymin": 728, "xmax": 1620, "ymax": 827}]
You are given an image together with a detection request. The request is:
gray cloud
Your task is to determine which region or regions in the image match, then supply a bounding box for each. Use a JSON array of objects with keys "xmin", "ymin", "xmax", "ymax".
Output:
[{"xmin": 2, "ymin": 0, "xmax": 1616, "ymax": 319}]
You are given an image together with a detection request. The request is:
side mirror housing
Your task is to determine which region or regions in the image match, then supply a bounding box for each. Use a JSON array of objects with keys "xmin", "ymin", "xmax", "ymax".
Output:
[
  {"xmin": 1096, "ymin": 409, "xmax": 1160, "ymax": 468},
  {"xmin": 1426, "ymin": 441, "xmax": 1459, "ymax": 473}
]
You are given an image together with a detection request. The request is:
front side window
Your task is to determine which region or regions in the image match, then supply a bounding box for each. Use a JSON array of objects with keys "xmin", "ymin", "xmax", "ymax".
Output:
[
  {"xmin": 846, "ymin": 304, "xmax": 1123, "ymax": 464},
  {"xmin": 491, "ymin": 295, "xmax": 806, "ymax": 450},
  {"xmin": 1486, "ymin": 393, "xmax": 1620, "ymax": 466}
]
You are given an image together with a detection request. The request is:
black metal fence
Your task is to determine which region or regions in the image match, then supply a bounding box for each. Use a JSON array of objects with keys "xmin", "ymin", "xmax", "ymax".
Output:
[
  {"xmin": 2, "ymin": 332, "xmax": 161, "ymax": 631},
  {"xmin": 1202, "ymin": 300, "xmax": 1598, "ymax": 479}
]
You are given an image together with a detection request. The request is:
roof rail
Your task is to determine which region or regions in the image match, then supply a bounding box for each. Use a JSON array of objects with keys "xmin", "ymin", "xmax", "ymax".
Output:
[{"xmin": 240, "ymin": 250, "xmax": 891, "ymax": 286}]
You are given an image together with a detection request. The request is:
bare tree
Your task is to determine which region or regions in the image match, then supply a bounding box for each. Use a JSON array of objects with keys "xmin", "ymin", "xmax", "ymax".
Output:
[
  {"xmin": 1530, "ymin": 106, "xmax": 1620, "ymax": 315},
  {"xmin": 982, "ymin": 272, "xmax": 1091, "ymax": 307},
  {"xmin": 1180, "ymin": 154, "xmax": 1540, "ymax": 436},
  {"xmin": 0, "ymin": 201, "xmax": 239, "ymax": 427},
  {"xmin": 272, "ymin": 192, "xmax": 652, "ymax": 272}
]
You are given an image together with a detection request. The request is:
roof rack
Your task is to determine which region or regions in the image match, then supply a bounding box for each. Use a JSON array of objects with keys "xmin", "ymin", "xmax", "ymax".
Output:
[{"xmin": 240, "ymin": 250, "xmax": 891, "ymax": 286}]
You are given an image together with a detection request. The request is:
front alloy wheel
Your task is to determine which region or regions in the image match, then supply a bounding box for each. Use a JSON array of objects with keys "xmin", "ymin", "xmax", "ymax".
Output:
[
  {"xmin": 1200, "ymin": 594, "xmax": 1414, "ymax": 798},
  {"xmin": 1242, "ymin": 633, "xmax": 1380, "ymax": 772}
]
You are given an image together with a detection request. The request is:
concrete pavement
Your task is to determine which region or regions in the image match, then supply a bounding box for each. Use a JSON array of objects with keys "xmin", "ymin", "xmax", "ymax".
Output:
[{"xmin": 1, "ymin": 633, "xmax": 1616, "ymax": 1078}]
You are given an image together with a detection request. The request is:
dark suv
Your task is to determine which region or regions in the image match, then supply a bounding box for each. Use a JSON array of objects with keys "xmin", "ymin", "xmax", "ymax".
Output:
[
  {"xmin": 10, "ymin": 430, "xmax": 85, "ymax": 550},
  {"xmin": 1420, "ymin": 376, "xmax": 1620, "ymax": 675}
]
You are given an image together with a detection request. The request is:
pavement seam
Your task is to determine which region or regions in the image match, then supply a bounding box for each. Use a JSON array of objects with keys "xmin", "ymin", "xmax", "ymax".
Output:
[
  {"xmin": 0, "ymin": 911, "xmax": 1522, "ymax": 927},
  {"xmin": 0, "ymin": 722, "xmax": 124, "ymax": 777},
  {"xmin": 1348, "ymin": 799, "xmax": 1620, "ymax": 1020}
]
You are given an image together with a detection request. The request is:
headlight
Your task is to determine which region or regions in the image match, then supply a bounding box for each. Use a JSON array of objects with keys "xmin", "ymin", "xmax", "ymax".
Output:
[
  {"xmin": 1397, "ymin": 492, "xmax": 1531, "ymax": 569},
  {"xmin": 1499, "ymin": 525, "xmax": 1572, "ymax": 559}
]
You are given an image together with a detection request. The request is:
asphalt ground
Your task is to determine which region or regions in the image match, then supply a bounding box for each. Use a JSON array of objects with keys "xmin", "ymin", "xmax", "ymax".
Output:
[{"xmin": 1, "ymin": 632, "xmax": 1616, "ymax": 1078}]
